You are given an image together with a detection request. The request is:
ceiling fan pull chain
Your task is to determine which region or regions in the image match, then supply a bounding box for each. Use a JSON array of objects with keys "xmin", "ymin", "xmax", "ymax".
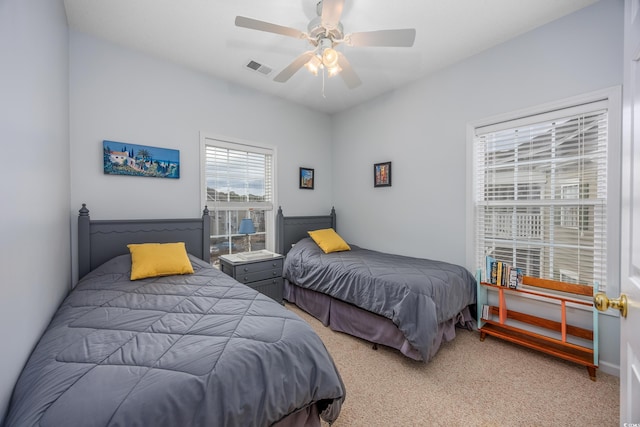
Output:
[{"xmin": 322, "ymin": 68, "xmax": 326, "ymax": 98}]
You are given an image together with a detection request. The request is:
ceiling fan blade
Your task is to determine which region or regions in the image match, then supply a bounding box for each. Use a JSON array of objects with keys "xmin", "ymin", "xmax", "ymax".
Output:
[
  {"xmin": 320, "ymin": 0, "xmax": 345, "ymax": 31},
  {"xmin": 348, "ymin": 29, "xmax": 416, "ymax": 47},
  {"xmin": 235, "ymin": 16, "xmax": 305, "ymax": 39},
  {"xmin": 274, "ymin": 51, "xmax": 315, "ymax": 83},
  {"xmin": 337, "ymin": 53, "xmax": 362, "ymax": 89}
]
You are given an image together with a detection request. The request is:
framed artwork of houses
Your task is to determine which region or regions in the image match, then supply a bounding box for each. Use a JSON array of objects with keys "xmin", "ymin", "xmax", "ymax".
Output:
[{"xmin": 103, "ymin": 140, "xmax": 180, "ymax": 179}]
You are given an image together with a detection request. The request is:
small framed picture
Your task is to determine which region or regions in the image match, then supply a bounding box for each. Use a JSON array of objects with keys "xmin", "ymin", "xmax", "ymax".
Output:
[
  {"xmin": 299, "ymin": 167, "xmax": 314, "ymax": 189},
  {"xmin": 374, "ymin": 161, "xmax": 392, "ymax": 187}
]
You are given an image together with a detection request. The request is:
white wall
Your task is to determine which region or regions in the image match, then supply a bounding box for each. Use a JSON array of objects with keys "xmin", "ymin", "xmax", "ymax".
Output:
[
  {"xmin": 0, "ymin": 0, "xmax": 71, "ymax": 423},
  {"xmin": 69, "ymin": 31, "xmax": 333, "ymax": 282},
  {"xmin": 331, "ymin": 0, "xmax": 623, "ymax": 373}
]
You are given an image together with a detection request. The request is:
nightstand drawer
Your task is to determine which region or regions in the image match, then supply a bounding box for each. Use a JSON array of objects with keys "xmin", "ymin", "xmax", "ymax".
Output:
[
  {"xmin": 236, "ymin": 268, "xmax": 281, "ymax": 284},
  {"xmin": 234, "ymin": 258, "xmax": 283, "ymax": 275}
]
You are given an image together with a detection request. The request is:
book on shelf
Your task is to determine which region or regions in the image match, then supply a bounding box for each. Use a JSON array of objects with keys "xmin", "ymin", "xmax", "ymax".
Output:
[
  {"xmin": 485, "ymin": 256, "xmax": 496, "ymax": 284},
  {"xmin": 508, "ymin": 267, "xmax": 523, "ymax": 289},
  {"xmin": 482, "ymin": 304, "xmax": 490, "ymax": 320},
  {"xmin": 484, "ymin": 256, "xmax": 523, "ymax": 288}
]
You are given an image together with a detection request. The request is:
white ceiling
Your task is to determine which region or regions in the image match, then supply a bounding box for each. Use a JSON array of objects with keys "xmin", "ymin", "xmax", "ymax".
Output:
[{"xmin": 63, "ymin": 0, "xmax": 598, "ymax": 114}]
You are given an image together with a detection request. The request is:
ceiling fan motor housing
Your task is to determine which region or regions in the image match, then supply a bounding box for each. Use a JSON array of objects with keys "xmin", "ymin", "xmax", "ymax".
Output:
[{"xmin": 307, "ymin": 16, "xmax": 343, "ymax": 45}]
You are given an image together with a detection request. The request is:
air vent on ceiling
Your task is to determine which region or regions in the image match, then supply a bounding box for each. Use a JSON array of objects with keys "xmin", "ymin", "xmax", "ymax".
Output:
[{"xmin": 245, "ymin": 60, "xmax": 273, "ymax": 76}]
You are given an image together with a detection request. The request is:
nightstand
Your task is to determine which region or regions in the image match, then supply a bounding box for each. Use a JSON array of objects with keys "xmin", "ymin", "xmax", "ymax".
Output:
[{"xmin": 219, "ymin": 250, "xmax": 284, "ymax": 303}]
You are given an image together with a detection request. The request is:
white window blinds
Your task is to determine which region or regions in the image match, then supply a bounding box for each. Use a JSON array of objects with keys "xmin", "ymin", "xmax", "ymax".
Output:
[
  {"xmin": 204, "ymin": 143, "xmax": 273, "ymax": 210},
  {"xmin": 473, "ymin": 101, "xmax": 608, "ymax": 287}
]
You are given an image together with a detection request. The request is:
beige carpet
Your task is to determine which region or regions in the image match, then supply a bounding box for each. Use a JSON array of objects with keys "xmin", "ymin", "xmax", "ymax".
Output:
[{"xmin": 285, "ymin": 303, "xmax": 619, "ymax": 427}]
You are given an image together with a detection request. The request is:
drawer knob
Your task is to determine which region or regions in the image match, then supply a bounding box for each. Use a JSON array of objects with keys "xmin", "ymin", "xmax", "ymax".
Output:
[
  {"xmin": 243, "ymin": 267, "xmax": 249, "ymax": 272},
  {"xmin": 272, "ymin": 271, "xmax": 278, "ymax": 276}
]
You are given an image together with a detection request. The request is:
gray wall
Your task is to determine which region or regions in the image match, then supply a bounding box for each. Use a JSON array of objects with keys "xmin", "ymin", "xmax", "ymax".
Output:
[
  {"xmin": 331, "ymin": 0, "xmax": 623, "ymax": 374},
  {"xmin": 69, "ymin": 31, "xmax": 334, "ymax": 283},
  {"xmin": 0, "ymin": 0, "xmax": 71, "ymax": 423}
]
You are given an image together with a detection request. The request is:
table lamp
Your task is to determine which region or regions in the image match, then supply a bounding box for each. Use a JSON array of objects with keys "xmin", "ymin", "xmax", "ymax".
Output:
[{"xmin": 238, "ymin": 218, "xmax": 256, "ymax": 252}]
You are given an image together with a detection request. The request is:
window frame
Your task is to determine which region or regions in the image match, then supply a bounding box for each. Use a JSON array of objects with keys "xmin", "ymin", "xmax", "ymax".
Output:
[
  {"xmin": 200, "ymin": 133, "xmax": 277, "ymax": 261},
  {"xmin": 466, "ymin": 87, "xmax": 622, "ymax": 296}
]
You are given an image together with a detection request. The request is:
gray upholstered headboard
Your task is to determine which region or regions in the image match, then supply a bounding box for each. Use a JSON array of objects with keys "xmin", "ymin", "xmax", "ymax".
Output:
[
  {"xmin": 275, "ymin": 206, "xmax": 336, "ymax": 256},
  {"xmin": 77, "ymin": 204, "xmax": 211, "ymax": 279}
]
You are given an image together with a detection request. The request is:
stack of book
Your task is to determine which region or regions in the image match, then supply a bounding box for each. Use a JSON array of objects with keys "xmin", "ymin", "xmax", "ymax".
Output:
[{"xmin": 485, "ymin": 256, "xmax": 522, "ymax": 289}]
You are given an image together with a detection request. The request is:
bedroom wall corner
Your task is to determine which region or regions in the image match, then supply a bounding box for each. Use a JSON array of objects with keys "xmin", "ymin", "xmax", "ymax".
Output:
[{"xmin": 0, "ymin": 0, "xmax": 71, "ymax": 423}]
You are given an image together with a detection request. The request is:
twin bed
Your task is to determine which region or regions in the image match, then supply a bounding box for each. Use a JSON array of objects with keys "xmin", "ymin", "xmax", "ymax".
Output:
[
  {"xmin": 276, "ymin": 207, "xmax": 477, "ymax": 362},
  {"xmin": 5, "ymin": 204, "xmax": 476, "ymax": 426},
  {"xmin": 4, "ymin": 205, "xmax": 345, "ymax": 427}
]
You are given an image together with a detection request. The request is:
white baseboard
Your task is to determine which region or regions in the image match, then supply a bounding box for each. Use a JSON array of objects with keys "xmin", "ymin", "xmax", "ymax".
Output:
[{"xmin": 598, "ymin": 359, "xmax": 620, "ymax": 378}]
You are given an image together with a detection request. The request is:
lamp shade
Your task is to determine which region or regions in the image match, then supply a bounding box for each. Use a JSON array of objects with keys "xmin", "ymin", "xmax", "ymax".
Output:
[
  {"xmin": 304, "ymin": 55, "xmax": 322, "ymax": 76},
  {"xmin": 322, "ymin": 47, "xmax": 338, "ymax": 68},
  {"xmin": 238, "ymin": 218, "xmax": 256, "ymax": 235}
]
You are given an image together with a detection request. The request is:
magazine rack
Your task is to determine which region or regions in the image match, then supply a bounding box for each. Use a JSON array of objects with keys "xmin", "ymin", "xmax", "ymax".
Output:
[{"xmin": 477, "ymin": 275, "xmax": 599, "ymax": 380}]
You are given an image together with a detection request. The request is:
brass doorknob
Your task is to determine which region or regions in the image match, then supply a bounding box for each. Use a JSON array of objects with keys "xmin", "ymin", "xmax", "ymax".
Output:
[{"xmin": 594, "ymin": 292, "xmax": 628, "ymax": 318}]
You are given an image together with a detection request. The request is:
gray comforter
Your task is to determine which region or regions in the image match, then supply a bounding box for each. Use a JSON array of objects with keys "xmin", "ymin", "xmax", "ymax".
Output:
[
  {"xmin": 5, "ymin": 255, "xmax": 344, "ymax": 427},
  {"xmin": 283, "ymin": 238, "xmax": 477, "ymax": 361}
]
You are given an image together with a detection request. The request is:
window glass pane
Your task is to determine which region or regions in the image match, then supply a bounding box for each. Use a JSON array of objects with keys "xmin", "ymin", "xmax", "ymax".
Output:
[{"xmin": 206, "ymin": 146, "xmax": 272, "ymax": 204}]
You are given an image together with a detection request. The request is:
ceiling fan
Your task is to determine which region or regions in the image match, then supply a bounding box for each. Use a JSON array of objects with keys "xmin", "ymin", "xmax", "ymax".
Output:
[{"xmin": 235, "ymin": 0, "xmax": 416, "ymax": 89}]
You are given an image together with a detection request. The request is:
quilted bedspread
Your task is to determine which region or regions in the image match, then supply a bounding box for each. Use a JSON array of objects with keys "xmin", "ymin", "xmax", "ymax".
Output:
[
  {"xmin": 283, "ymin": 238, "xmax": 477, "ymax": 361},
  {"xmin": 5, "ymin": 255, "xmax": 344, "ymax": 427}
]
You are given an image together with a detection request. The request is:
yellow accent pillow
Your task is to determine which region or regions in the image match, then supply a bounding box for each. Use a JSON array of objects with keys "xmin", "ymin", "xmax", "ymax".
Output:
[
  {"xmin": 127, "ymin": 242, "xmax": 194, "ymax": 280},
  {"xmin": 307, "ymin": 228, "xmax": 351, "ymax": 254}
]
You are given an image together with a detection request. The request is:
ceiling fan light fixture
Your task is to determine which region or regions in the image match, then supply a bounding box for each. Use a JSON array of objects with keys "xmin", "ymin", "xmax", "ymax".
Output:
[
  {"xmin": 304, "ymin": 55, "xmax": 322, "ymax": 76},
  {"xmin": 327, "ymin": 63, "xmax": 342, "ymax": 77},
  {"xmin": 321, "ymin": 47, "xmax": 339, "ymax": 68}
]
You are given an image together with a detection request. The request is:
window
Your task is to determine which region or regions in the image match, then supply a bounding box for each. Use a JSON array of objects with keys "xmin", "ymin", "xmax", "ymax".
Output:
[
  {"xmin": 201, "ymin": 135, "xmax": 275, "ymax": 265},
  {"xmin": 473, "ymin": 99, "xmax": 611, "ymax": 289}
]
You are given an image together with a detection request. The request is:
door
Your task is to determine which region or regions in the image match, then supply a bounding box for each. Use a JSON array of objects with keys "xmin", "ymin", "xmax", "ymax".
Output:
[{"xmin": 620, "ymin": 0, "xmax": 640, "ymax": 422}]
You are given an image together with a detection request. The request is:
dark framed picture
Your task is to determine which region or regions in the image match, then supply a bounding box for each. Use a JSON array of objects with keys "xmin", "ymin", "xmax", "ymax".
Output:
[
  {"xmin": 374, "ymin": 161, "xmax": 392, "ymax": 187},
  {"xmin": 299, "ymin": 167, "xmax": 314, "ymax": 189}
]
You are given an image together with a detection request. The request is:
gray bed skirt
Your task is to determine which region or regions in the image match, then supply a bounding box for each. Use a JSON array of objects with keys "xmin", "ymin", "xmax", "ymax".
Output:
[
  {"xmin": 284, "ymin": 279, "xmax": 475, "ymax": 361},
  {"xmin": 274, "ymin": 404, "xmax": 321, "ymax": 427}
]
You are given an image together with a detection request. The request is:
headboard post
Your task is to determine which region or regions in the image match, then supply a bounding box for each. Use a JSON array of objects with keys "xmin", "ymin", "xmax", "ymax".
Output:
[
  {"xmin": 330, "ymin": 206, "xmax": 336, "ymax": 230},
  {"xmin": 276, "ymin": 206, "xmax": 285, "ymax": 255},
  {"xmin": 78, "ymin": 204, "xmax": 91, "ymax": 279},
  {"xmin": 202, "ymin": 206, "xmax": 211, "ymax": 261}
]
